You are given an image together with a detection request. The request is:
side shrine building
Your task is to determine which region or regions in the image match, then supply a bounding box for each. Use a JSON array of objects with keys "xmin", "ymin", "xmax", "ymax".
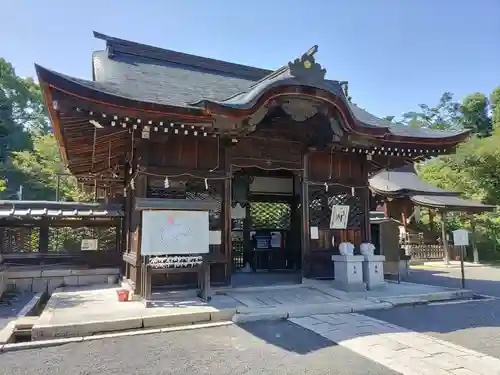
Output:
[{"xmin": 35, "ymin": 32, "xmax": 472, "ymax": 294}]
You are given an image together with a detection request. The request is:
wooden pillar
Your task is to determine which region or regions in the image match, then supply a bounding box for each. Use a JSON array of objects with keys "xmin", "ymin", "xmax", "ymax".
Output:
[
  {"xmin": 129, "ymin": 137, "xmax": 148, "ymax": 294},
  {"xmin": 223, "ymin": 146, "xmax": 233, "ymax": 284},
  {"xmin": 471, "ymin": 217, "xmax": 479, "ymax": 264},
  {"xmin": 301, "ymin": 152, "xmax": 311, "ymax": 278},
  {"xmin": 428, "ymin": 208, "xmax": 435, "ymax": 233},
  {"xmin": 39, "ymin": 217, "xmax": 50, "ymax": 253},
  {"xmin": 361, "ymin": 188, "xmax": 371, "ymax": 243},
  {"xmin": 440, "ymin": 210, "xmax": 450, "ymax": 264},
  {"xmin": 360, "ymin": 157, "xmax": 371, "ymax": 243}
]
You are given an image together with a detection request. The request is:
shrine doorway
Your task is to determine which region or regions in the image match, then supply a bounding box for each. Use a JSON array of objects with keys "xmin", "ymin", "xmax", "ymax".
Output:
[{"xmin": 230, "ymin": 168, "xmax": 302, "ymax": 287}]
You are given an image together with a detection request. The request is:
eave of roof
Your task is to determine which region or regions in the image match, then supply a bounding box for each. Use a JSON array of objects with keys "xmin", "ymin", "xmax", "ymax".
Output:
[
  {"xmin": 35, "ymin": 64, "xmax": 210, "ymax": 120},
  {"xmin": 35, "ymin": 31, "xmax": 471, "ymax": 145},
  {"xmin": 369, "ymin": 165, "xmax": 459, "ymax": 196},
  {"xmin": 0, "ymin": 200, "xmax": 124, "ymax": 218},
  {"xmin": 410, "ymin": 195, "xmax": 496, "ymax": 213},
  {"xmin": 369, "ymin": 166, "xmax": 495, "ymax": 213}
]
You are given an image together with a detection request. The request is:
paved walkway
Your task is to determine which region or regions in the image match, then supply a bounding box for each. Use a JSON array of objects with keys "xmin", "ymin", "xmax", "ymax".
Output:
[
  {"xmin": 226, "ymin": 280, "xmax": 469, "ymax": 312},
  {"xmin": 291, "ymin": 313, "xmax": 500, "ymax": 375},
  {"xmin": 28, "ymin": 280, "xmax": 472, "ymax": 339}
]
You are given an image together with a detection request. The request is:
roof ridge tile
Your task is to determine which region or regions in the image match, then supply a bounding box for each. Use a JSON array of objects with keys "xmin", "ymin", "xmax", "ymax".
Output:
[{"xmin": 93, "ymin": 31, "xmax": 271, "ymax": 80}]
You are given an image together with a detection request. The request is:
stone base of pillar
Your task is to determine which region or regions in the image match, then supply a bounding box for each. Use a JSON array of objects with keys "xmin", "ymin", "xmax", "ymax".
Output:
[
  {"xmin": 362, "ymin": 255, "xmax": 386, "ymax": 290},
  {"xmin": 331, "ymin": 255, "xmax": 366, "ymax": 292}
]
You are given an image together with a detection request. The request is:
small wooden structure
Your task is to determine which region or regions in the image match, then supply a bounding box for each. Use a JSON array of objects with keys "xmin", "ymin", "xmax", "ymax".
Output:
[
  {"xmin": 369, "ymin": 165, "xmax": 495, "ymax": 264},
  {"xmin": 0, "ymin": 200, "xmax": 123, "ymax": 267},
  {"xmin": 35, "ymin": 32, "xmax": 472, "ymax": 295}
]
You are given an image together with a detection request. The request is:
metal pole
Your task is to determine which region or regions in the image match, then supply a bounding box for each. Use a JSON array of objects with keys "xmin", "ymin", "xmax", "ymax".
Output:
[
  {"xmin": 397, "ymin": 245, "xmax": 401, "ymax": 284},
  {"xmin": 460, "ymin": 245, "xmax": 466, "ymax": 289}
]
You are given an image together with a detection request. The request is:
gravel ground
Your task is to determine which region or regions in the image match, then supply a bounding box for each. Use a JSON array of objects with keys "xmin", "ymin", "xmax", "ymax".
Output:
[
  {"xmin": 0, "ymin": 320, "xmax": 399, "ymax": 375},
  {"xmin": 363, "ymin": 297, "xmax": 500, "ymax": 359}
]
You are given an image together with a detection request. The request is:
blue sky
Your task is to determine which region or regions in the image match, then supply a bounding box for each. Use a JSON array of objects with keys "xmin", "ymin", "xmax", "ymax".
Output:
[{"xmin": 1, "ymin": 0, "xmax": 499, "ymax": 118}]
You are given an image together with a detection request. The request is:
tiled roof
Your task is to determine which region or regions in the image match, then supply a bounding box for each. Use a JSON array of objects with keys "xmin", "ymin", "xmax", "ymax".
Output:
[
  {"xmin": 37, "ymin": 31, "xmax": 470, "ymax": 140},
  {"xmin": 369, "ymin": 166, "xmax": 495, "ymax": 212},
  {"xmin": 369, "ymin": 165, "xmax": 458, "ymax": 196},
  {"xmin": 410, "ymin": 195, "xmax": 495, "ymax": 212}
]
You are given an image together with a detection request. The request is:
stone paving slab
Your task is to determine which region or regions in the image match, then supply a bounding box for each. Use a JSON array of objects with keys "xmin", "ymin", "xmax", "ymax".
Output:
[
  {"xmin": 29, "ymin": 280, "xmax": 473, "ymax": 341},
  {"xmin": 226, "ymin": 285, "xmax": 340, "ymax": 308},
  {"xmin": 31, "ymin": 285, "xmax": 240, "ymax": 340},
  {"xmin": 290, "ymin": 313, "xmax": 500, "ymax": 375}
]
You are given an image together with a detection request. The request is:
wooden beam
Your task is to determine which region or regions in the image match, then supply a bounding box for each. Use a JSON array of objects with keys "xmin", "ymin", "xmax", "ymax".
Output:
[
  {"xmin": 440, "ymin": 210, "xmax": 450, "ymax": 265},
  {"xmin": 301, "ymin": 152, "xmax": 311, "ymax": 277}
]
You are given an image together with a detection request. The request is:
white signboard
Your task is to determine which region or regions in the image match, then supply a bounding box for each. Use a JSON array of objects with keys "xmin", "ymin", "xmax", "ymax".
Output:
[
  {"xmin": 310, "ymin": 226, "xmax": 319, "ymax": 239},
  {"xmin": 329, "ymin": 205, "xmax": 350, "ymax": 229},
  {"xmin": 141, "ymin": 210, "xmax": 209, "ymax": 256},
  {"xmin": 270, "ymin": 232, "xmax": 282, "ymax": 248},
  {"xmin": 81, "ymin": 239, "xmax": 98, "ymax": 251},
  {"xmin": 453, "ymin": 229, "xmax": 469, "ymax": 246}
]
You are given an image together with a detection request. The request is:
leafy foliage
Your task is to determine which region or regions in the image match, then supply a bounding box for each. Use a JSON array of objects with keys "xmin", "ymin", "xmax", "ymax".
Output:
[
  {"xmin": 490, "ymin": 86, "xmax": 500, "ymax": 130},
  {"xmin": 415, "ymin": 86, "xmax": 500, "ymax": 259},
  {"xmin": 11, "ymin": 134, "xmax": 90, "ymax": 201},
  {"xmin": 400, "ymin": 92, "xmax": 461, "ymax": 130},
  {"xmin": 0, "ymin": 57, "xmax": 87, "ymax": 201}
]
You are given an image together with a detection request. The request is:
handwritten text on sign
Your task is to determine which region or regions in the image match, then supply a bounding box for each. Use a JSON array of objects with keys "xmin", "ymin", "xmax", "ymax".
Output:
[
  {"xmin": 329, "ymin": 205, "xmax": 350, "ymax": 229},
  {"xmin": 141, "ymin": 210, "xmax": 209, "ymax": 256}
]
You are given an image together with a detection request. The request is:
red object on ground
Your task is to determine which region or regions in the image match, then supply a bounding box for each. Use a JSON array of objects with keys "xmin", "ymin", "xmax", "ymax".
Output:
[{"xmin": 116, "ymin": 289, "xmax": 130, "ymax": 302}]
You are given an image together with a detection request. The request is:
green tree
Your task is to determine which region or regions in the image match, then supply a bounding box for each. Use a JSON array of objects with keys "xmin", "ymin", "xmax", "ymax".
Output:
[
  {"xmin": 459, "ymin": 92, "xmax": 491, "ymax": 137},
  {"xmin": 11, "ymin": 133, "xmax": 90, "ymax": 201},
  {"xmin": 1, "ymin": 57, "xmax": 50, "ymax": 198},
  {"xmin": 490, "ymin": 86, "xmax": 500, "ymax": 130},
  {"xmin": 417, "ymin": 128, "xmax": 500, "ymax": 260},
  {"xmin": 401, "ymin": 92, "xmax": 461, "ymax": 130}
]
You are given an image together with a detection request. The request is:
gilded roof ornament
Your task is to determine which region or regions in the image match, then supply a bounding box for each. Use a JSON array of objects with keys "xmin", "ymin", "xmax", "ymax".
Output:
[{"xmin": 288, "ymin": 45, "xmax": 326, "ymax": 81}]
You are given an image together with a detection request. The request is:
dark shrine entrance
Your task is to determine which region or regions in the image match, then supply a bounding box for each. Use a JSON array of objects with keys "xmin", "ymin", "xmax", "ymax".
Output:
[{"xmin": 231, "ymin": 168, "xmax": 302, "ymax": 287}]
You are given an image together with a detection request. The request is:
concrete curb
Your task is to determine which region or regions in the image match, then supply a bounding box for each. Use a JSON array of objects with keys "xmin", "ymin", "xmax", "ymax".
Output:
[
  {"xmin": 17, "ymin": 292, "xmax": 44, "ymax": 318},
  {"xmin": 31, "ymin": 307, "xmax": 238, "ymax": 341},
  {"xmin": 0, "ymin": 321, "xmax": 234, "ymax": 353},
  {"xmin": 232, "ymin": 290, "xmax": 473, "ymax": 324},
  {"xmin": 0, "ymin": 292, "xmax": 45, "ymax": 345},
  {"xmin": 374, "ymin": 289, "xmax": 474, "ymax": 307},
  {"xmin": 0, "ymin": 322, "xmax": 15, "ymax": 345},
  {"xmin": 232, "ymin": 300, "xmax": 393, "ymax": 323}
]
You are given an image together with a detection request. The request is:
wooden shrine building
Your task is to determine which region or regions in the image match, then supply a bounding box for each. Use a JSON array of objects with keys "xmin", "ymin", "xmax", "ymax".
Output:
[
  {"xmin": 35, "ymin": 31, "xmax": 472, "ymax": 293},
  {"xmin": 369, "ymin": 165, "xmax": 495, "ymax": 264}
]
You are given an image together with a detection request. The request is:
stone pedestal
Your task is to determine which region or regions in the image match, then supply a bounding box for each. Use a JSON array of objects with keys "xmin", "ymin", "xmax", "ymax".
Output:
[
  {"xmin": 331, "ymin": 255, "xmax": 366, "ymax": 292},
  {"xmin": 362, "ymin": 255, "xmax": 386, "ymax": 290}
]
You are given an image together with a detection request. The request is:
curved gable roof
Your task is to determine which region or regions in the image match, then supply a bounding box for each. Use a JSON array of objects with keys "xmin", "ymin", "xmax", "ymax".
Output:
[{"xmin": 36, "ymin": 31, "xmax": 470, "ymax": 143}]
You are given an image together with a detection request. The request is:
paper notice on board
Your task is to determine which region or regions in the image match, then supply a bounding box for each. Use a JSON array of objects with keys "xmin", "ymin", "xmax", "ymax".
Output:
[
  {"xmin": 209, "ymin": 230, "xmax": 221, "ymax": 245},
  {"xmin": 310, "ymin": 226, "xmax": 319, "ymax": 239}
]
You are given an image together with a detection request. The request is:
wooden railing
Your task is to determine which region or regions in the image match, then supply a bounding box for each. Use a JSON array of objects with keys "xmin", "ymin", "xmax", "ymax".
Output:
[{"xmin": 408, "ymin": 244, "xmax": 445, "ymax": 261}]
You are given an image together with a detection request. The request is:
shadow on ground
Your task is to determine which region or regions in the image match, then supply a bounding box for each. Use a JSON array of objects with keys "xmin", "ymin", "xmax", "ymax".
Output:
[
  {"xmin": 407, "ymin": 267, "xmax": 500, "ymax": 297},
  {"xmin": 237, "ymin": 320, "xmax": 337, "ymax": 355}
]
